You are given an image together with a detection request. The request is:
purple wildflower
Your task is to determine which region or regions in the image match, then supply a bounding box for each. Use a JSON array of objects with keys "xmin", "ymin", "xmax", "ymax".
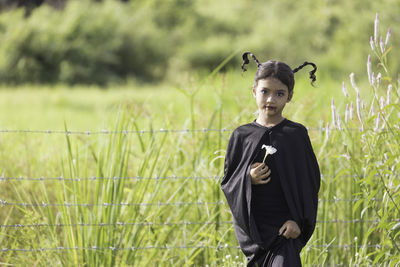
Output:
[
  {"xmin": 370, "ymin": 36, "xmax": 374, "ymax": 51},
  {"xmin": 326, "ymin": 122, "xmax": 330, "ymax": 138},
  {"xmin": 385, "ymin": 27, "xmax": 391, "ymax": 46},
  {"xmin": 367, "ymin": 55, "xmax": 372, "ymax": 84},
  {"xmin": 331, "ymin": 97, "xmax": 337, "ymax": 128},
  {"xmin": 349, "ymin": 73, "xmax": 359, "ymax": 93},
  {"xmin": 337, "ymin": 113, "xmax": 342, "ymax": 130},
  {"xmin": 387, "ymin": 84, "xmax": 392, "ymax": 105},
  {"xmin": 356, "ymin": 91, "xmax": 363, "ymax": 124},
  {"xmin": 380, "ymin": 36, "xmax": 385, "ymax": 54},
  {"xmin": 350, "ymin": 102, "xmax": 354, "ymax": 120},
  {"xmin": 376, "ymin": 73, "xmax": 382, "ymax": 87},
  {"xmin": 374, "ymin": 112, "xmax": 380, "ymax": 131},
  {"xmin": 342, "ymin": 82, "xmax": 349, "ymax": 97},
  {"xmin": 371, "ymin": 72, "xmax": 375, "ymax": 86},
  {"xmin": 379, "ymin": 96, "xmax": 385, "ymax": 110},
  {"xmin": 374, "ymin": 13, "xmax": 379, "ymax": 44}
]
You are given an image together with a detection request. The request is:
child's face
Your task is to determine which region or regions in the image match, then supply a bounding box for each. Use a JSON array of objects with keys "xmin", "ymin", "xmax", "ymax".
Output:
[{"xmin": 252, "ymin": 78, "xmax": 293, "ymax": 119}]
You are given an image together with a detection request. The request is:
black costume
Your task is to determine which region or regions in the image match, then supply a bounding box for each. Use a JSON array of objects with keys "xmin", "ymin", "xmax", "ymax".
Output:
[{"xmin": 221, "ymin": 118, "xmax": 321, "ymax": 266}]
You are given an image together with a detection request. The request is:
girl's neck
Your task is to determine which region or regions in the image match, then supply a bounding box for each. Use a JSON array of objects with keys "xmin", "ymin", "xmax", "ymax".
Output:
[{"xmin": 256, "ymin": 116, "xmax": 285, "ymax": 127}]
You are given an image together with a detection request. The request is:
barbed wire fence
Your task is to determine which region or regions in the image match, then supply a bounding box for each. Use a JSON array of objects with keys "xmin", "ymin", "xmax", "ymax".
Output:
[
  {"xmin": 0, "ymin": 197, "xmax": 397, "ymax": 208},
  {"xmin": 1, "ymin": 218, "xmax": 399, "ymax": 229},
  {"xmin": 0, "ymin": 126, "xmax": 397, "ymax": 136},
  {"xmin": 0, "ymin": 173, "xmax": 398, "ymax": 182},
  {"xmin": 0, "ymin": 243, "xmax": 390, "ymax": 254},
  {"xmin": 0, "ymin": 243, "xmax": 390, "ymax": 253},
  {"xmin": 0, "ymin": 127, "xmax": 397, "ymax": 261}
]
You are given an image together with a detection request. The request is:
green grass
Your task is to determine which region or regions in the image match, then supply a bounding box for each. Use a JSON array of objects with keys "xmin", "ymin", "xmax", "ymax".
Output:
[{"xmin": 0, "ymin": 47, "xmax": 399, "ymax": 266}]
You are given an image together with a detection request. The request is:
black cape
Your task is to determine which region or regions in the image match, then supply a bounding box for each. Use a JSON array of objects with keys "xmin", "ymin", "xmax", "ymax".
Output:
[{"xmin": 220, "ymin": 118, "xmax": 321, "ymax": 265}]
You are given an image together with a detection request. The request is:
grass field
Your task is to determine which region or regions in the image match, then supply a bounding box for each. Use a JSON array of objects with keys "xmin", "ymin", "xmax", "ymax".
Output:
[{"xmin": 0, "ymin": 28, "xmax": 399, "ymax": 266}]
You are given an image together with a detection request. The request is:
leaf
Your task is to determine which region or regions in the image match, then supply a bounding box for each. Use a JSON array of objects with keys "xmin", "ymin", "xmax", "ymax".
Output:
[
  {"xmin": 391, "ymin": 222, "xmax": 400, "ymax": 231},
  {"xmin": 360, "ymin": 206, "xmax": 369, "ymax": 218},
  {"xmin": 173, "ymin": 86, "xmax": 189, "ymax": 97},
  {"xmin": 372, "ymin": 252, "xmax": 385, "ymax": 265},
  {"xmin": 382, "ymin": 45, "xmax": 393, "ymax": 58},
  {"xmin": 353, "ymin": 198, "xmax": 365, "ymax": 214}
]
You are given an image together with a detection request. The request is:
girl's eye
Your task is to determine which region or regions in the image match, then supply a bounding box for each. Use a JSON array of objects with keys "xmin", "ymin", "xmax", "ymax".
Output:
[{"xmin": 277, "ymin": 92, "xmax": 285, "ymax": 97}]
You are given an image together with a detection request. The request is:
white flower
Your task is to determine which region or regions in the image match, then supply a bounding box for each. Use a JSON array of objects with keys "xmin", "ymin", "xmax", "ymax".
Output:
[{"xmin": 261, "ymin": 145, "xmax": 277, "ymax": 163}]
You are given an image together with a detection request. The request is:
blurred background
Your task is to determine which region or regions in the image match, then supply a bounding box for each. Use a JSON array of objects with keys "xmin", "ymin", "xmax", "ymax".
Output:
[{"xmin": 0, "ymin": 0, "xmax": 398, "ymax": 86}]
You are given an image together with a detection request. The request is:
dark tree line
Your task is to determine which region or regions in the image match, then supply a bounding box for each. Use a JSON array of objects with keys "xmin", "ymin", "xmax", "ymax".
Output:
[
  {"xmin": 0, "ymin": 0, "xmax": 128, "ymax": 15},
  {"xmin": 0, "ymin": 0, "xmax": 65, "ymax": 13}
]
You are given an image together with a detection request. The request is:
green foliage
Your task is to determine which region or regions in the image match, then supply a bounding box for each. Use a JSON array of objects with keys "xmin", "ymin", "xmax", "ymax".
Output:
[
  {"xmin": 0, "ymin": 1, "xmax": 171, "ymax": 84},
  {"xmin": 0, "ymin": 0, "xmax": 399, "ymax": 85},
  {"xmin": 326, "ymin": 22, "xmax": 400, "ymax": 264}
]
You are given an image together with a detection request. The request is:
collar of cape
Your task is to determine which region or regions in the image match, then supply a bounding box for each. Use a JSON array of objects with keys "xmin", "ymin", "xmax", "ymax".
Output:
[
  {"xmin": 251, "ymin": 118, "xmax": 288, "ymax": 129},
  {"xmin": 250, "ymin": 118, "xmax": 288, "ymax": 130}
]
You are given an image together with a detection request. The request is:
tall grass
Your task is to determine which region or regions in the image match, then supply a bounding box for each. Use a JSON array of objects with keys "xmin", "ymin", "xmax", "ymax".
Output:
[
  {"xmin": 325, "ymin": 14, "xmax": 400, "ymax": 265},
  {"xmin": 0, "ymin": 14, "xmax": 399, "ymax": 266}
]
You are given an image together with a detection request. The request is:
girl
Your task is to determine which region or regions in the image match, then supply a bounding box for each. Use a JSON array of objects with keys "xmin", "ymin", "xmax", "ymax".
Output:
[{"xmin": 220, "ymin": 52, "xmax": 321, "ymax": 267}]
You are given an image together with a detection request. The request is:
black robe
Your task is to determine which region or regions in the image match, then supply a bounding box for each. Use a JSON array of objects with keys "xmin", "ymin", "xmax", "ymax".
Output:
[{"xmin": 220, "ymin": 118, "xmax": 321, "ymax": 266}]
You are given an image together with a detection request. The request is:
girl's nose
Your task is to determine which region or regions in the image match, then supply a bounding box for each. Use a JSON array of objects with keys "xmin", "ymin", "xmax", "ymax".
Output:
[{"xmin": 266, "ymin": 94, "xmax": 275, "ymax": 103}]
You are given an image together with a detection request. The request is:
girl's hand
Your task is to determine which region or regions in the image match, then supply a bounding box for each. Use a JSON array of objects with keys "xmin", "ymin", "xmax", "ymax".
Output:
[
  {"xmin": 279, "ymin": 220, "xmax": 301, "ymax": 239},
  {"xmin": 250, "ymin": 162, "xmax": 271, "ymax": 185}
]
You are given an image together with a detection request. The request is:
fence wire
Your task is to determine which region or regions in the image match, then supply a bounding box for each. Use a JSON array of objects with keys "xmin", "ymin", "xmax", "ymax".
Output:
[
  {"xmin": 1, "ymin": 219, "xmax": 399, "ymax": 229},
  {"xmin": 0, "ymin": 128, "xmax": 227, "ymax": 135},
  {"xmin": 0, "ymin": 126, "xmax": 396, "ymax": 260},
  {"xmin": 0, "ymin": 126, "xmax": 392, "ymax": 136},
  {"xmin": 0, "ymin": 197, "xmax": 391, "ymax": 208},
  {"xmin": 0, "ymin": 244, "xmax": 389, "ymax": 253},
  {"xmin": 0, "ymin": 173, "xmax": 397, "ymax": 182},
  {"xmin": 0, "ymin": 200, "xmax": 224, "ymax": 207}
]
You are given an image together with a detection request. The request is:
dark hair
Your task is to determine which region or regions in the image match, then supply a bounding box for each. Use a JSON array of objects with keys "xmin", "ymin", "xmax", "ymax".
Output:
[{"xmin": 241, "ymin": 52, "xmax": 317, "ymax": 93}]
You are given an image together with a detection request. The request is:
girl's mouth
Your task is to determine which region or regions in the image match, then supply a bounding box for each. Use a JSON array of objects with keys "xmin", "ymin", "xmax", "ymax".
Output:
[{"xmin": 265, "ymin": 106, "xmax": 276, "ymax": 110}]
